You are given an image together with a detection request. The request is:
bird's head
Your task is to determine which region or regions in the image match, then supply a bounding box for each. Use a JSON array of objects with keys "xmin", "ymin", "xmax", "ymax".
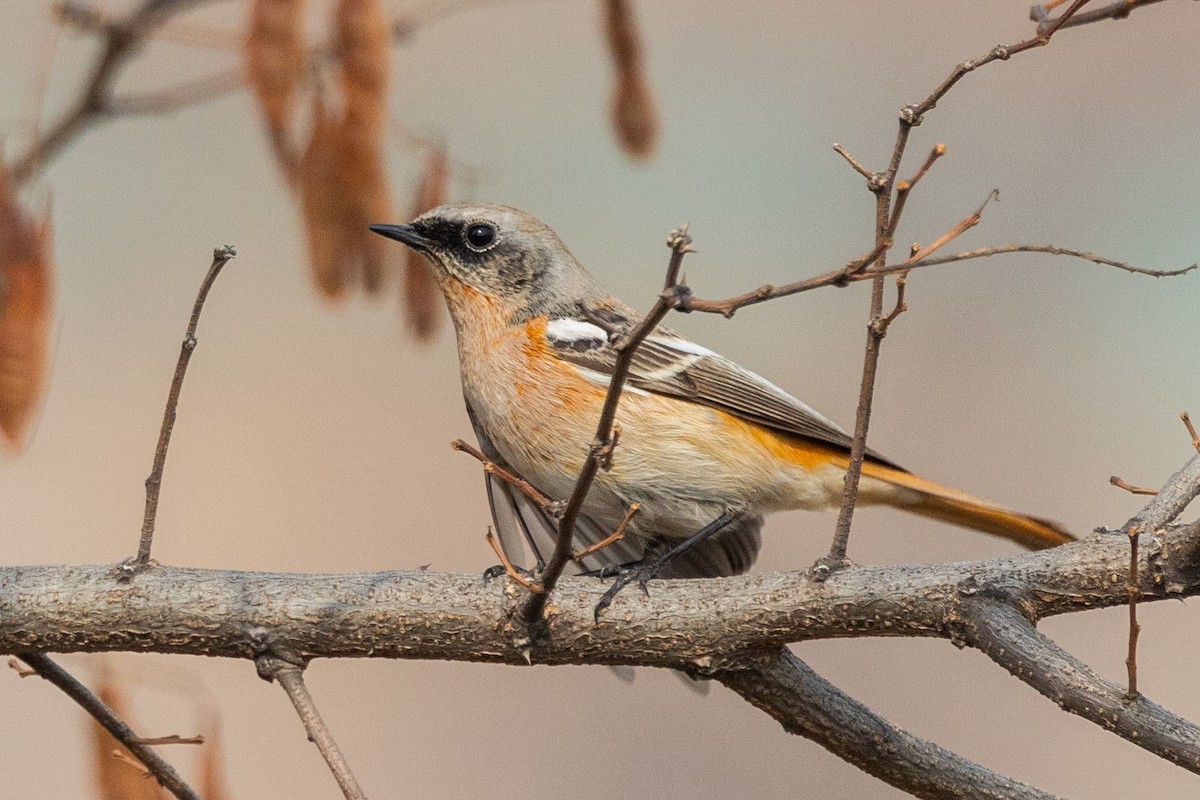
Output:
[{"xmin": 371, "ymin": 204, "xmax": 601, "ymax": 322}]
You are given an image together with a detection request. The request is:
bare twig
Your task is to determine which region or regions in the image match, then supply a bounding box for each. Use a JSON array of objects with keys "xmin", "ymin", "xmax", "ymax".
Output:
[
  {"xmin": 832, "ymin": 142, "xmax": 875, "ymax": 182},
  {"xmin": 452, "ymin": 439, "xmax": 555, "ymax": 511},
  {"xmin": 1182, "ymin": 412, "xmax": 1200, "ymax": 454},
  {"xmin": 906, "ymin": 189, "xmax": 998, "ymax": 264},
  {"xmin": 521, "ymin": 226, "xmax": 695, "ymax": 624},
  {"xmin": 18, "ymin": 653, "xmax": 199, "ymax": 800},
  {"xmin": 888, "ymin": 143, "xmax": 946, "ymax": 234},
  {"xmin": 485, "ymin": 530, "xmax": 545, "ymax": 592},
  {"xmin": 1031, "ymin": 0, "xmax": 1172, "ymax": 31},
  {"xmin": 816, "ymin": 1, "xmax": 1095, "ymax": 572},
  {"xmin": 573, "ymin": 503, "xmax": 639, "ymax": 561},
  {"xmin": 129, "ymin": 734, "xmax": 206, "ymax": 746},
  {"xmin": 1126, "ymin": 525, "xmax": 1141, "ymax": 700},
  {"xmin": 678, "ymin": 243, "xmax": 1193, "ymax": 317},
  {"xmin": 134, "ymin": 245, "xmax": 236, "ymax": 567},
  {"xmin": 1110, "ymin": 475, "xmax": 1158, "ymax": 496},
  {"xmin": 256, "ymin": 656, "xmax": 367, "ymax": 800},
  {"xmin": 886, "ymin": 244, "xmax": 1196, "ymax": 278},
  {"xmin": 12, "ymin": 0, "xmax": 216, "ymax": 185},
  {"xmin": 871, "ymin": 272, "xmax": 910, "ymax": 336}
]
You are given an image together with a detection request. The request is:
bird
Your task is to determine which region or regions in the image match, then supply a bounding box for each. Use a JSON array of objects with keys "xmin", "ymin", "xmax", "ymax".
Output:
[{"xmin": 370, "ymin": 204, "xmax": 1072, "ymax": 603}]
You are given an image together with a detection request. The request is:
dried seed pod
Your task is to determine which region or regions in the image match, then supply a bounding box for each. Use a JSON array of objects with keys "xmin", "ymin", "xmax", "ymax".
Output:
[
  {"xmin": 404, "ymin": 149, "xmax": 448, "ymax": 338},
  {"xmin": 336, "ymin": 113, "xmax": 392, "ymax": 295},
  {"xmin": 245, "ymin": 0, "xmax": 309, "ymax": 178},
  {"xmin": 336, "ymin": 0, "xmax": 389, "ymax": 132},
  {"xmin": 328, "ymin": 0, "xmax": 392, "ymax": 294},
  {"xmin": 91, "ymin": 678, "xmax": 165, "ymax": 800},
  {"xmin": 298, "ymin": 93, "xmax": 351, "ymax": 298},
  {"xmin": 603, "ymin": 0, "xmax": 658, "ymax": 160},
  {"xmin": 0, "ymin": 163, "xmax": 52, "ymax": 450}
]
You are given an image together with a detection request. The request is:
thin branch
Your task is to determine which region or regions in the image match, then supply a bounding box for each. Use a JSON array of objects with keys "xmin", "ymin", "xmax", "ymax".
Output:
[
  {"xmin": 573, "ymin": 503, "xmax": 638, "ymax": 561},
  {"xmin": 522, "ymin": 226, "xmax": 695, "ymax": 624},
  {"xmin": 883, "ymin": 244, "xmax": 1197, "ymax": 278},
  {"xmin": 1125, "ymin": 525, "xmax": 1141, "ymax": 700},
  {"xmin": 108, "ymin": 68, "xmax": 244, "ymax": 116},
  {"xmin": 1031, "ymin": 0, "xmax": 1173, "ymax": 31},
  {"xmin": 817, "ymin": 5, "xmax": 1093, "ymax": 571},
  {"xmin": 133, "ymin": 245, "xmax": 236, "ymax": 567},
  {"xmin": 832, "ymin": 142, "xmax": 875, "ymax": 182},
  {"xmin": 1110, "ymin": 475, "xmax": 1158, "ymax": 496},
  {"xmin": 12, "ymin": 0, "xmax": 214, "ymax": 185},
  {"xmin": 718, "ymin": 650, "xmax": 1062, "ymax": 800},
  {"xmin": 129, "ymin": 734, "xmax": 206, "ymax": 745},
  {"xmin": 871, "ymin": 272, "xmax": 910, "ymax": 336},
  {"xmin": 678, "ymin": 243, "xmax": 1193, "ymax": 317},
  {"xmin": 907, "ymin": 189, "xmax": 998, "ymax": 264},
  {"xmin": 1182, "ymin": 412, "xmax": 1200, "ymax": 455},
  {"xmin": 903, "ymin": 0, "xmax": 1093, "ymax": 129},
  {"xmin": 962, "ymin": 600, "xmax": 1200, "ymax": 773},
  {"xmin": 485, "ymin": 530, "xmax": 544, "ymax": 593},
  {"xmin": 889, "ymin": 143, "xmax": 946, "ymax": 234},
  {"xmin": 452, "ymin": 439, "xmax": 555, "ymax": 511},
  {"xmin": 256, "ymin": 656, "xmax": 367, "ymax": 800},
  {"xmin": 17, "ymin": 653, "xmax": 199, "ymax": 800}
]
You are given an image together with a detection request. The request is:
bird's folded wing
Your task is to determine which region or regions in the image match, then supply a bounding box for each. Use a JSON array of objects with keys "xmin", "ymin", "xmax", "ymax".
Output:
[{"xmin": 544, "ymin": 311, "xmax": 902, "ymax": 469}]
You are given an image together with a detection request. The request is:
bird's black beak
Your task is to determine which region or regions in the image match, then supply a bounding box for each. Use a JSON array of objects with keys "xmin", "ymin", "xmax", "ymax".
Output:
[{"xmin": 369, "ymin": 224, "xmax": 432, "ymax": 252}]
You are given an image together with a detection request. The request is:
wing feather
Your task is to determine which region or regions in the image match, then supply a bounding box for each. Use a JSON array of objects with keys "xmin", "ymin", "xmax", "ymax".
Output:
[{"xmin": 547, "ymin": 309, "xmax": 902, "ymax": 469}]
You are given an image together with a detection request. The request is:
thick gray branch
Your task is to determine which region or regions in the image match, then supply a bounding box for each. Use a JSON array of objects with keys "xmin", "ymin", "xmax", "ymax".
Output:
[
  {"xmin": 719, "ymin": 650, "xmax": 1061, "ymax": 800},
  {"xmin": 1129, "ymin": 454, "xmax": 1200, "ymax": 533},
  {"xmin": 1, "ymin": 520, "xmax": 1198, "ymax": 666},
  {"xmin": 960, "ymin": 600, "xmax": 1200, "ymax": 774}
]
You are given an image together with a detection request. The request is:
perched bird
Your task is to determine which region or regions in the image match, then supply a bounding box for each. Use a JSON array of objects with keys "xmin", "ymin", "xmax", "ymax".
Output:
[{"xmin": 371, "ymin": 205, "xmax": 1072, "ymax": 594}]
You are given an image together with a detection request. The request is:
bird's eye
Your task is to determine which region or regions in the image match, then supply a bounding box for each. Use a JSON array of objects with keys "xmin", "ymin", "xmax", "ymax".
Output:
[{"xmin": 464, "ymin": 223, "xmax": 497, "ymax": 251}]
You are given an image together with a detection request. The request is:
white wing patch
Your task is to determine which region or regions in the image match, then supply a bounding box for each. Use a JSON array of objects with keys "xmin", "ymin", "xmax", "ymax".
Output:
[
  {"xmin": 574, "ymin": 364, "xmax": 651, "ymax": 396},
  {"xmin": 657, "ymin": 337, "xmax": 717, "ymax": 358},
  {"xmin": 546, "ymin": 318, "xmax": 608, "ymax": 344}
]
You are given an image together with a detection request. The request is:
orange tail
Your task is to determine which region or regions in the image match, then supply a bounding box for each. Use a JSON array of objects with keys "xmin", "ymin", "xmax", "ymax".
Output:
[{"xmin": 861, "ymin": 461, "xmax": 1074, "ymax": 550}]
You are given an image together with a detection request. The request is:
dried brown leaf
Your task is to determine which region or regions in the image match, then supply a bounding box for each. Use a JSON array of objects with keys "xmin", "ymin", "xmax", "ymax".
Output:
[
  {"xmin": 0, "ymin": 163, "xmax": 53, "ymax": 450},
  {"xmin": 245, "ymin": 0, "xmax": 309, "ymax": 178},
  {"xmin": 404, "ymin": 149, "xmax": 448, "ymax": 338},
  {"xmin": 603, "ymin": 0, "xmax": 658, "ymax": 159},
  {"xmin": 91, "ymin": 679, "xmax": 165, "ymax": 800},
  {"xmin": 336, "ymin": 0, "xmax": 389, "ymax": 132}
]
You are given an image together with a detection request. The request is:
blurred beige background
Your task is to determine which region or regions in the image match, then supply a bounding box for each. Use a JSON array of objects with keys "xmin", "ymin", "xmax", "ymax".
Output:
[{"xmin": 3, "ymin": 0, "xmax": 1199, "ymax": 797}]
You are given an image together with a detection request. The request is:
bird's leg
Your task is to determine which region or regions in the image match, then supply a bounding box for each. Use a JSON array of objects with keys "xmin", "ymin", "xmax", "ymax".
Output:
[{"xmin": 593, "ymin": 506, "xmax": 745, "ymax": 620}]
